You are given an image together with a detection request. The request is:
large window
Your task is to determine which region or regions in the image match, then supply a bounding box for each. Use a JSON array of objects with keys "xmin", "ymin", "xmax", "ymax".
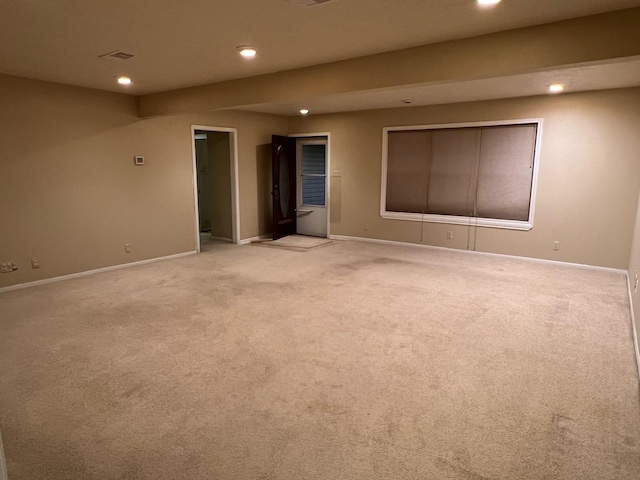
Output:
[{"xmin": 381, "ymin": 119, "xmax": 542, "ymax": 230}]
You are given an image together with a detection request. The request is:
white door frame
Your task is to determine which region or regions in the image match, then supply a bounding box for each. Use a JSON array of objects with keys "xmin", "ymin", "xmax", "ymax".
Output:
[
  {"xmin": 190, "ymin": 125, "xmax": 241, "ymax": 252},
  {"xmin": 289, "ymin": 132, "xmax": 331, "ymax": 238}
]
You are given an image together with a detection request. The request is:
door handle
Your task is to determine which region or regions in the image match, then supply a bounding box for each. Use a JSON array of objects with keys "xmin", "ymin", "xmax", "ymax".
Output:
[{"xmin": 295, "ymin": 209, "xmax": 313, "ymax": 214}]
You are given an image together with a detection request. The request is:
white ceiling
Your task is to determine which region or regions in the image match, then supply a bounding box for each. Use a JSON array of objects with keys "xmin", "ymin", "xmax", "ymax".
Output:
[{"xmin": 2, "ymin": 0, "xmax": 640, "ymax": 112}]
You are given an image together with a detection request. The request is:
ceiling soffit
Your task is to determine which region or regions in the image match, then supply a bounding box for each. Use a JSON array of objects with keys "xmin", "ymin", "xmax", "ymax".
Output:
[{"xmin": 137, "ymin": 8, "xmax": 640, "ymax": 118}]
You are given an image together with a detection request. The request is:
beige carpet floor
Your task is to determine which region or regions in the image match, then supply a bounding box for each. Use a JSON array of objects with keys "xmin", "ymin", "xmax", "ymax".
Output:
[{"xmin": 0, "ymin": 240, "xmax": 639, "ymax": 479}]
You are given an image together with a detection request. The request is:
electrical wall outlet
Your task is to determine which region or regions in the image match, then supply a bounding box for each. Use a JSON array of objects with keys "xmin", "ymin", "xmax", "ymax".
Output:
[
  {"xmin": 31, "ymin": 258, "xmax": 40, "ymax": 269},
  {"xmin": 446, "ymin": 231, "xmax": 453, "ymax": 240},
  {"xmin": 1, "ymin": 262, "xmax": 18, "ymax": 273},
  {"xmin": 553, "ymin": 241, "xmax": 560, "ymax": 251},
  {"xmin": 124, "ymin": 243, "xmax": 132, "ymax": 253}
]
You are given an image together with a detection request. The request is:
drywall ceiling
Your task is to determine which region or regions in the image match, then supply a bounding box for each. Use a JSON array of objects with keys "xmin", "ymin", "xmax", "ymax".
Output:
[
  {"xmin": 239, "ymin": 57, "xmax": 640, "ymax": 115},
  {"xmin": 2, "ymin": 0, "xmax": 640, "ymax": 98}
]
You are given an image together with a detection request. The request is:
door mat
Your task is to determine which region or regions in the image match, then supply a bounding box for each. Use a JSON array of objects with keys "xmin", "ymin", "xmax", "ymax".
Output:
[{"xmin": 252, "ymin": 235, "xmax": 333, "ymax": 252}]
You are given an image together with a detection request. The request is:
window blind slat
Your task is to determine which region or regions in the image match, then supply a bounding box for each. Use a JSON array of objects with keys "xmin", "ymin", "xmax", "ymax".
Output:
[
  {"xmin": 301, "ymin": 145, "xmax": 326, "ymax": 175},
  {"xmin": 302, "ymin": 176, "xmax": 325, "ymax": 205}
]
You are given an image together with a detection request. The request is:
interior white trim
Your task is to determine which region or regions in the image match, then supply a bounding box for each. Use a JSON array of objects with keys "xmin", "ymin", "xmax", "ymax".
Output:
[
  {"xmin": 191, "ymin": 125, "xmax": 241, "ymax": 252},
  {"xmin": 328, "ymin": 234, "xmax": 627, "ymax": 274},
  {"xmin": 0, "ymin": 428, "xmax": 7, "ymax": 480},
  {"xmin": 626, "ymin": 273, "xmax": 640, "ymax": 384},
  {"xmin": 0, "ymin": 252, "xmax": 197, "ymax": 294},
  {"xmin": 380, "ymin": 211, "xmax": 533, "ymax": 230},
  {"xmin": 380, "ymin": 118, "xmax": 543, "ymax": 231},
  {"xmin": 289, "ymin": 132, "xmax": 331, "ymax": 238}
]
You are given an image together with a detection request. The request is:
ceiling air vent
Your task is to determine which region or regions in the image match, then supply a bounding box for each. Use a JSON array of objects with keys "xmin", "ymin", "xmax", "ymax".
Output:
[
  {"xmin": 289, "ymin": 0, "xmax": 335, "ymax": 7},
  {"xmin": 99, "ymin": 50, "xmax": 135, "ymax": 61}
]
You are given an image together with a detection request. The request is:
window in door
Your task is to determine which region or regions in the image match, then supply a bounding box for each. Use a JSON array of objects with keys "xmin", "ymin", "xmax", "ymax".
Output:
[{"xmin": 300, "ymin": 144, "xmax": 326, "ymax": 206}]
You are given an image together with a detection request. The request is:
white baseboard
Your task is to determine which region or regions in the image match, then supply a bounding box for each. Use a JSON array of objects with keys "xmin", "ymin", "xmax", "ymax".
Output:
[
  {"xmin": 328, "ymin": 234, "xmax": 627, "ymax": 275},
  {"xmin": 240, "ymin": 234, "xmax": 271, "ymax": 245},
  {"xmin": 0, "ymin": 251, "xmax": 197, "ymax": 294},
  {"xmin": 0, "ymin": 428, "xmax": 8, "ymax": 480},
  {"xmin": 626, "ymin": 273, "xmax": 640, "ymax": 385}
]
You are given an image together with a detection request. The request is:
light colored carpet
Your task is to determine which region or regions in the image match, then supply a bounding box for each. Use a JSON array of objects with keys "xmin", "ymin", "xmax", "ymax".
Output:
[{"xmin": 0, "ymin": 240, "xmax": 639, "ymax": 480}]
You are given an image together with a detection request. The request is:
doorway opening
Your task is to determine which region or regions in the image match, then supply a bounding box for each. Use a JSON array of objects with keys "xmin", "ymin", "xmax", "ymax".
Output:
[
  {"xmin": 191, "ymin": 126, "xmax": 240, "ymax": 252},
  {"xmin": 271, "ymin": 133, "xmax": 330, "ymax": 240},
  {"xmin": 296, "ymin": 138, "xmax": 328, "ymax": 237}
]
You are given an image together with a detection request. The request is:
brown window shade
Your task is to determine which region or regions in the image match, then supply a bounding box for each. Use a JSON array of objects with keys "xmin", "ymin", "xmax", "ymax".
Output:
[
  {"xmin": 384, "ymin": 121, "xmax": 539, "ymax": 226},
  {"xmin": 476, "ymin": 124, "xmax": 537, "ymax": 221},
  {"xmin": 386, "ymin": 130, "xmax": 431, "ymax": 213},
  {"xmin": 427, "ymin": 128, "xmax": 480, "ymax": 216}
]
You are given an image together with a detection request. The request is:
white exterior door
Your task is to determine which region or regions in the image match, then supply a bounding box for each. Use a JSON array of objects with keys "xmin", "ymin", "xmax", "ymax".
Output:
[{"xmin": 296, "ymin": 139, "xmax": 327, "ymax": 237}]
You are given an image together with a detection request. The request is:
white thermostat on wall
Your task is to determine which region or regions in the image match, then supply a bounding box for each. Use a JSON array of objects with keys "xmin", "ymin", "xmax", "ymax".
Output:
[{"xmin": 134, "ymin": 156, "xmax": 145, "ymax": 166}]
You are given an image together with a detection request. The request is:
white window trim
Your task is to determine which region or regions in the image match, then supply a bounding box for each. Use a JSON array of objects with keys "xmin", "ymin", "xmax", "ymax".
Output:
[{"xmin": 380, "ymin": 118, "xmax": 543, "ymax": 231}]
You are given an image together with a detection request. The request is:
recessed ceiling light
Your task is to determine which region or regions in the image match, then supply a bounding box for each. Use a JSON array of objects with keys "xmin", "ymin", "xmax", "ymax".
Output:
[
  {"xmin": 477, "ymin": 0, "xmax": 501, "ymax": 7},
  {"xmin": 549, "ymin": 84, "xmax": 565, "ymax": 93},
  {"xmin": 237, "ymin": 46, "xmax": 257, "ymax": 58},
  {"xmin": 299, "ymin": 109, "xmax": 309, "ymax": 115},
  {"xmin": 116, "ymin": 76, "xmax": 132, "ymax": 86}
]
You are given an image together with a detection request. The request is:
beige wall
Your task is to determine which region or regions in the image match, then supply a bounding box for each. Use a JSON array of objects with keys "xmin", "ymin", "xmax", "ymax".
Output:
[
  {"xmin": 3, "ymin": 71, "xmax": 639, "ymax": 291},
  {"xmin": 207, "ymin": 132, "xmax": 233, "ymax": 240},
  {"xmin": 0, "ymin": 74, "xmax": 286, "ymax": 288},
  {"xmin": 289, "ymin": 88, "xmax": 640, "ymax": 270},
  {"xmin": 628, "ymin": 190, "xmax": 640, "ymax": 367}
]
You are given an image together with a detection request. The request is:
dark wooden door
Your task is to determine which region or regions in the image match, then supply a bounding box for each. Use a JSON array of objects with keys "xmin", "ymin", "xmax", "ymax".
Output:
[{"xmin": 272, "ymin": 135, "xmax": 297, "ymax": 240}]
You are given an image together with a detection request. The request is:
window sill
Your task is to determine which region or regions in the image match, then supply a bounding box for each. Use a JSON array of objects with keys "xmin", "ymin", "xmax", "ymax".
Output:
[{"xmin": 380, "ymin": 211, "xmax": 532, "ymax": 231}]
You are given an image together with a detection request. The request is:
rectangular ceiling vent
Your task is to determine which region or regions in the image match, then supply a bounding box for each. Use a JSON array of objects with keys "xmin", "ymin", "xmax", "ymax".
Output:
[
  {"xmin": 99, "ymin": 50, "xmax": 135, "ymax": 61},
  {"xmin": 289, "ymin": 0, "xmax": 335, "ymax": 7}
]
